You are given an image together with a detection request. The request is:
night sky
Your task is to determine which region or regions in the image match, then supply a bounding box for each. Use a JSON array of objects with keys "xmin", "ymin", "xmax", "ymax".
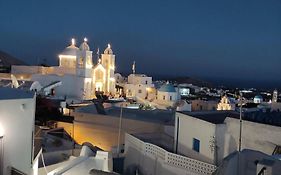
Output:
[{"xmin": 0, "ymin": 0, "xmax": 280, "ymax": 87}]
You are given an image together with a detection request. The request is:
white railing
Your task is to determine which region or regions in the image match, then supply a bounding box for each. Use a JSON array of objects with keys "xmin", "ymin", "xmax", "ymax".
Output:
[{"xmin": 125, "ymin": 133, "xmax": 216, "ymax": 175}]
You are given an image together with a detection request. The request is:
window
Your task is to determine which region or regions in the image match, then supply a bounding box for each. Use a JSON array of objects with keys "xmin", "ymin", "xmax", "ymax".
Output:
[
  {"xmin": 163, "ymin": 95, "xmax": 165, "ymax": 100},
  {"xmin": 138, "ymin": 89, "xmax": 142, "ymax": 93},
  {"xmin": 145, "ymin": 80, "xmax": 148, "ymax": 84},
  {"xmin": 193, "ymin": 138, "xmax": 200, "ymax": 152},
  {"xmin": 170, "ymin": 96, "xmax": 172, "ymax": 101}
]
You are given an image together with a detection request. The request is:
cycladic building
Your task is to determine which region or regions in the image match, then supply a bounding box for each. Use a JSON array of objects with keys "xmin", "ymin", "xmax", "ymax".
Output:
[
  {"xmin": 0, "ymin": 88, "xmax": 37, "ymax": 175},
  {"xmin": 12, "ymin": 38, "xmax": 116, "ymax": 100}
]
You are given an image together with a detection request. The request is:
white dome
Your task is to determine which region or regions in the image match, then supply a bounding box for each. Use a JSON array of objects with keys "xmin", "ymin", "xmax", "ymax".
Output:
[{"xmin": 60, "ymin": 44, "xmax": 79, "ymax": 56}]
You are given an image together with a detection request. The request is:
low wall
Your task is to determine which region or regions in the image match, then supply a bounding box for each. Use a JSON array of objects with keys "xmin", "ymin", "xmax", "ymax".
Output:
[{"xmin": 124, "ymin": 133, "xmax": 216, "ymax": 175}]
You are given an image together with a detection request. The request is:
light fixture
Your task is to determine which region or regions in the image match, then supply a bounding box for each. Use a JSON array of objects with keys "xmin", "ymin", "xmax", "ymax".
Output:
[
  {"xmin": 71, "ymin": 38, "xmax": 75, "ymax": 45},
  {"xmin": 0, "ymin": 123, "xmax": 4, "ymax": 137}
]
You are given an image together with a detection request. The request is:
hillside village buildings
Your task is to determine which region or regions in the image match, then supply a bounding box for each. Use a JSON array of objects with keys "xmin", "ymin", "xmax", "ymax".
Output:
[
  {"xmin": 9, "ymin": 38, "xmax": 183, "ymax": 109},
  {"xmin": 0, "ymin": 38, "xmax": 281, "ymax": 175}
]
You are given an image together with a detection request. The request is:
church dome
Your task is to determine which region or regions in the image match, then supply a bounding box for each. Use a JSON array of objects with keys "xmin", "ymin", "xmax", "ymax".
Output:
[
  {"xmin": 159, "ymin": 82, "xmax": 176, "ymax": 92},
  {"xmin": 254, "ymin": 95, "xmax": 263, "ymax": 100},
  {"xmin": 104, "ymin": 44, "xmax": 113, "ymax": 54},
  {"xmin": 254, "ymin": 95, "xmax": 263, "ymax": 104},
  {"xmin": 60, "ymin": 39, "xmax": 79, "ymax": 56},
  {"xmin": 79, "ymin": 38, "xmax": 90, "ymax": 51}
]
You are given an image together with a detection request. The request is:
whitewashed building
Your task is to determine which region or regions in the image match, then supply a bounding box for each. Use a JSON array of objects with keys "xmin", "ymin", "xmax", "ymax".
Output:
[
  {"xmin": 0, "ymin": 88, "xmax": 38, "ymax": 175},
  {"xmin": 155, "ymin": 82, "xmax": 179, "ymax": 107},
  {"xmin": 174, "ymin": 111, "xmax": 281, "ymax": 166},
  {"xmin": 124, "ymin": 74, "xmax": 155, "ymax": 100}
]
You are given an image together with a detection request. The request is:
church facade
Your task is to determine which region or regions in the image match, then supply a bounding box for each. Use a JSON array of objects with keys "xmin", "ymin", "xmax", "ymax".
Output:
[{"xmin": 58, "ymin": 38, "xmax": 116, "ymax": 99}]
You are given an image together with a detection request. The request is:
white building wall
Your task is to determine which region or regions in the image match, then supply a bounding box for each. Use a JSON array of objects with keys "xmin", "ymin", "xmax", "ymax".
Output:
[
  {"xmin": 175, "ymin": 112, "xmax": 281, "ymax": 166},
  {"xmin": 175, "ymin": 113, "xmax": 218, "ymax": 165},
  {"xmin": 0, "ymin": 95, "xmax": 35, "ymax": 174},
  {"xmin": 32, "ymin": 74, "xmax": 92, "ymax": 100},
  {"xmin": 11, "ymin": 65, "xmax": 43, "ymax": 74},
  {"xmin": 124, "ymin": 84, "xmax": 152, "ymax": 99},
  {"xmin": 224, "ymin": 117, "xmax": 281, "ymax": 157},
  {"xmin": 128, "ymin": 74, "xmax": 153, "ymax": 85}
]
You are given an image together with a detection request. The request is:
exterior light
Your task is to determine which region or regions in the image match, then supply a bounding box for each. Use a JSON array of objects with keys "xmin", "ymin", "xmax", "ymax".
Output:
[
  {"xmin": 108, "ymin": 44, "xmax": 111, "ymax": 49},
  {"xmin": 84, "ymin": 37, "xmax": 88, "ymax": 42},
  {"xmin": 0, "ymin": 123, "xmax": 4, "ymax": 137},
  {"xmin": 71, "ymin": 38, "xmax": 75, "ymax": 45}
]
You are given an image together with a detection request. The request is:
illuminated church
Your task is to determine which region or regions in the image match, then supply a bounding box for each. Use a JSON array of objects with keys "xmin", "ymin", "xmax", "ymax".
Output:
[
  {"xmin": 12, "ymin": 38, "xmax": 116, "ymax": 100},
  {"xmin": 58, "ymin": 38, "xmax": 116, "ymax": 98}
]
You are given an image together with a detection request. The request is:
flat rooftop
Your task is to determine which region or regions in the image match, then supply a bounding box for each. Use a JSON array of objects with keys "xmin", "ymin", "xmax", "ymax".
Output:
[
  {"xmin": 75, "ymin": 104, "xmax": 175, "ymax": 125},
  {"xmin": 179, "ymin": 110, "xmax": 281, "ymax": 127},
  {"xmin": 0, "ymin": 87, "xmax": 34, "ymax": 100}
]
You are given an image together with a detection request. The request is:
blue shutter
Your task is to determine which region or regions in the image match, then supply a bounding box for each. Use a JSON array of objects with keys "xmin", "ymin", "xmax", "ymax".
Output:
[{"xmin": 193, "ymin": 138, "xmax": 200, "ymax": 152}]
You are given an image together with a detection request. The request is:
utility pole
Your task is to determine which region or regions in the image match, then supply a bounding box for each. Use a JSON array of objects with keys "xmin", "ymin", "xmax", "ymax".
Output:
[
  {"xmin": 117, "ymin": 104, "xmax": 123, "ymax": 157},
  {"xmin": 238, "ymin": 93, "xmax": 243, "ymax": 152},
  {"xmin": 237, "ymin": 91, "xmax": 243, "ymax": 175}
]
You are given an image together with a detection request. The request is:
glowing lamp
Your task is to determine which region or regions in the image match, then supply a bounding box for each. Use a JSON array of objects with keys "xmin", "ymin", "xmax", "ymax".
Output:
[
  {"xmin": 0, "ymin": 123, "xmax": 4, "ymax": 137},
  {"xmin": 108, "ymin": 44, "xmax": 111, "ymax": 49},
  {"xmin": 84, "ymin": 37, "xmax": 88, "ymax": 42},
  {"xmin": 71, "ymin": 38, "xmax": 75, "ymax": 45}
]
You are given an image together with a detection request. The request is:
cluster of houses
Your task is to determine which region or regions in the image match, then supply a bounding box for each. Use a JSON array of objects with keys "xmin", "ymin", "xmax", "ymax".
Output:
[{"xmin": 0, "ymin": 38, "xmax": 281, "ymax": 175}]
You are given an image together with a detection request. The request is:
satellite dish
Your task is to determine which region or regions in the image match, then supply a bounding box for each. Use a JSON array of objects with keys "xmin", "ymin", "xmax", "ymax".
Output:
[
  {"xmin": 30, "ymin": 81, "xmax": 42, "ymax": 92},
  {"xmin": 11, "ymin": 74, "xmax": 19, "ymax": 88}
]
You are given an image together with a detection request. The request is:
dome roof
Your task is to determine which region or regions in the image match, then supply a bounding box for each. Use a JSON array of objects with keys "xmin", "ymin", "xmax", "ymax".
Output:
[
  {"xmin": 60, "ymin": 45, "xmax": 79, "ymax": 56},
  {"xmin": 159, "ymin": 82, "xmax": 176, "ymax": 92},
  {"xmin": 254, "ymin": 95, "xmax": 263, "ymax": 100},
  {"xmin": 254, "ymin": 95, "xmax": 263, "ymax": 99},
  {"xmin": 104, "ymin": 44, "xmax": 113, "ymax": 54}
]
